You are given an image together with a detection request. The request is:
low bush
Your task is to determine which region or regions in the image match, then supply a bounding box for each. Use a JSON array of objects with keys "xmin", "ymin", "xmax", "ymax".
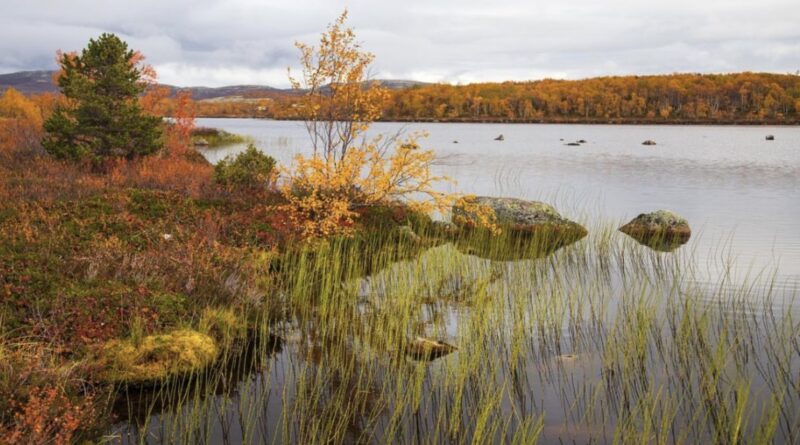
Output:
[{"xmin": 214, "ymin": 144, "xmax": 276, "ymax": 190}]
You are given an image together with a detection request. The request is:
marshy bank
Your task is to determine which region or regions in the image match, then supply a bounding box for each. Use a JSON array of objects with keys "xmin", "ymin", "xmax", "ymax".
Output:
[{"xmin": 1, "ymin": 147, "xmax": 797, "ymax": 444}]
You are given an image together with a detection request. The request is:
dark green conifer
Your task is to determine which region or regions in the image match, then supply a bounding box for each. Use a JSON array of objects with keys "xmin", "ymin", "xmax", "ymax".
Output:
[{"xmin": 43, "ymin": 33, "xmax": 162, "ymax": 161}]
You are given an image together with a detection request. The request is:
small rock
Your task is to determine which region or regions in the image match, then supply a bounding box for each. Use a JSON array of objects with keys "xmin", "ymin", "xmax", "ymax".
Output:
[
  {"xmin": 565, "ymin": 142, "xmax": 581, "ymax": 146},
  {"xmin": 494, "ymin": 134, "xmax": 505, "ymax": 141},
  {"xmin": 162, "ymin": 233, "xmax": 173, "ymax": 241},
  {"xmin": 193, "ymin": 137, "xmax": 210, "ymax": 147},
  {"xmin": 405, "ymin": 337, "xmax": 457, "ymax": 361},
  {"xmin": 577, "ymin": 139, "xmax": 587, "ymax": 143},
  {"xmin": 453, "ymin": 140, "xmax": 459, "ymax": 144},
  {"xmin": 766, "ymin": 135, "xmax": 775, "ymax": 141},
  {"xmin": 642, "ymin": 140, "xmax": 657, "ymax": 146}
]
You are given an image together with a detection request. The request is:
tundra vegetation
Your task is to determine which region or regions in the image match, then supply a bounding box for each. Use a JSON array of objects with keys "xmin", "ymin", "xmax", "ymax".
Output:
[{"xmin": 0, "ymin": 12, "xmax": 798, "ymax": 445}]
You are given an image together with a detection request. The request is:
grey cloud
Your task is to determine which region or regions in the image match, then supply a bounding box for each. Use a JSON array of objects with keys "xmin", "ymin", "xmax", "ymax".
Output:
[{"xmin": 1, "ymin": 0, "xmax": 798, "ymax": 87}]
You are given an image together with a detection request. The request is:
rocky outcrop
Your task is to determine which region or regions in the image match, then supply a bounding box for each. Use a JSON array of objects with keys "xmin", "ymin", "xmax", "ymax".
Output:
[{"xmin": 619, "ymin": 210, "xmax": 691, "ymax": 251}]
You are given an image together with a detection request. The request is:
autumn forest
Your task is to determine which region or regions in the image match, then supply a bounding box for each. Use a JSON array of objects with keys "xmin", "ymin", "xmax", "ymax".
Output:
[{"xmin": 186, "ymin": 72, "xmax": 800, "ymax": 124}]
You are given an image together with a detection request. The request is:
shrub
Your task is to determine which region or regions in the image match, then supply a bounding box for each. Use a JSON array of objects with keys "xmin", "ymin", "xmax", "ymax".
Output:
[{"xmin": 213, "ymin": 144, "xmax": 276, "ymax": 190}]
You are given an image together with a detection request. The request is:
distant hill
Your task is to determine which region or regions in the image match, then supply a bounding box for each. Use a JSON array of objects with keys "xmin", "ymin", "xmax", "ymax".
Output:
[
  {"xmin": 0, "ymin": 70, "xmax": 57, "ymax": 95},
  {"xmin": 0, "ymin": 70, "xmax": 429, "ymax": 99}
]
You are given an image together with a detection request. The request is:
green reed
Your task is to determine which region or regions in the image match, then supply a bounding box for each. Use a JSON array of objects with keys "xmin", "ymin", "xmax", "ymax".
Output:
[{"xmin": 107, "ymin": 218, "xmax": 799, "ymax": 444}]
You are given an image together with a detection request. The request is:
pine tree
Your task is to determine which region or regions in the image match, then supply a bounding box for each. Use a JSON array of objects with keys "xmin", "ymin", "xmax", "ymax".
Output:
[{"xmin": 43, "ymin": 33, "xmax": 162, "ymax": 161}]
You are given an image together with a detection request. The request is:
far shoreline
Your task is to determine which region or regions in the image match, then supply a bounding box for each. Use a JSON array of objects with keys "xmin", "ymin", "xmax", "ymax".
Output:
[{"xmin": 193, "ymin": 115, "xmax": 800, "ymax": 126}]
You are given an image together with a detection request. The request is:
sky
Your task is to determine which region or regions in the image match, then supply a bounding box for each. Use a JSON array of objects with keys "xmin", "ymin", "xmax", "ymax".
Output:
[{"xmin": 1, "ymin": 0, "xmax": 799, "ymax": 88}]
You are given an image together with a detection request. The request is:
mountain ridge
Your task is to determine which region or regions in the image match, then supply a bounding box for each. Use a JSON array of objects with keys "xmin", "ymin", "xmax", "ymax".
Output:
[{"xmin": 0, "ymin": 70, "xmax": 429, "ymax": 99}]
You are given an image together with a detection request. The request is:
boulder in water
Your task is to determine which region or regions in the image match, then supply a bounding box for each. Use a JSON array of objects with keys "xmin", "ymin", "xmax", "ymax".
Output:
[
  {"xmin": 451, "ymin": 196, "xmax": 587, "ymax": 260},
  {"xmin": 766, "ymin": 135, "xmax": 775, "ymax": 141},
  {"xmin": 642, "ymin": 140, "xmax": 657, "ymax": 146},
  {"xmin": 619, "ymin": 210, "xmax": 691, "ymax": 251}
]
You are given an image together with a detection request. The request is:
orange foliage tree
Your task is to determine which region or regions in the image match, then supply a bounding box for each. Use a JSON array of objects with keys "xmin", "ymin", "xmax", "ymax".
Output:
[
  {"xmin": 0, "ymin": 88, "xmax": 45, "ymax": 155},
  {"xmin": 279, "ymin": 11, "xmax": 462, "ymax": 238}
]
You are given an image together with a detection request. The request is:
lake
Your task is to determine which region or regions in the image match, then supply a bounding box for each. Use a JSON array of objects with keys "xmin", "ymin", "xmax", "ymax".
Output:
[
  {"xmin": 110, "ymin": 119, "xmax": 800, "ymax": 444},
  {"xmin": 199, "ymin": 118, "xmax": 800, "ymax": 299}
]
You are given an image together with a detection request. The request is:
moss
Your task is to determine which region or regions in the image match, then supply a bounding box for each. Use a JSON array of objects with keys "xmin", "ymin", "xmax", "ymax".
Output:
[
  {"xmin": 199, "ymin": 307, "xmax": 246, "ymax": 349},
  {"xmin": 97, "ymin": 329, "xmax": 218, "ymax": 384}
]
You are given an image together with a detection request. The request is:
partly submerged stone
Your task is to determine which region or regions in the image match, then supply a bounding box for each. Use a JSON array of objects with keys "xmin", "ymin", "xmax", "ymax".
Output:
[
  {"xmin": 97, "ymin": 329, "xmax": 218, "ymax": 385},
  {"xmin": 451, "ymin": 197, "xmax": 587, "ymax": 261},
  {"xmin": 619, "ymin": 210, "xmax": 691, "ymax": 252},
  {"xmin": 404, "ymin": 337, "xmax": 457, "ymax": 361},
  {"xmin": 453, "ymin": 197, "xmax": 578, "ymax": 230}
]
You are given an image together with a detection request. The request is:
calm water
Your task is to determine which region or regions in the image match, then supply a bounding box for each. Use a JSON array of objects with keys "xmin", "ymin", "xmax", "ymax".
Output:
[
  {"xmin": 199, "ymin": 118, "xmax": 800, "ymax": 296},
  {"xmin": 109, "ymin": 119, "xmax": 800, "ymax": 444}
]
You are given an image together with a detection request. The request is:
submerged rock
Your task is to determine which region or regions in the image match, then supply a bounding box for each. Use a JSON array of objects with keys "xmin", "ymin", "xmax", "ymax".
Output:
[
  {"xmin": 405, "ymin": 337, "xmax": 457, "ymax": 361},
  {"xmin": 642, "ymin": 140, "xmax": 657, "ymax": 146},
  {"xmin": 619, "ymin": 210, "xmax": 691, "ymax": 252}
]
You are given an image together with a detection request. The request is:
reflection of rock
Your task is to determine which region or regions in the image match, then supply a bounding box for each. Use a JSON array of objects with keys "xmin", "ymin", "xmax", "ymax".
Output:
[
  {"xmin": 494, "ymin": 134, "xmax": 505, "ymax": 141},
  {"xmin": 405, "ymin": 337, "xmax": 457, "ymax": 361},
  {"xmin": 642, "ymin": 140, "xmax": 657, "ymax": 146},
  {"xmin": 452, "ymin": 197, "xmax": 587, "ymax": 261},
  {"xmin": 619, "ymin": 210, "xmax": 691, "ymax": 252}
]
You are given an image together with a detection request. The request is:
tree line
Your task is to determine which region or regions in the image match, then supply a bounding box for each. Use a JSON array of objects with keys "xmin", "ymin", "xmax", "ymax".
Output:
[{"xmin": 214, "ymin": 72, "xmax": 800, "ymax": 124}]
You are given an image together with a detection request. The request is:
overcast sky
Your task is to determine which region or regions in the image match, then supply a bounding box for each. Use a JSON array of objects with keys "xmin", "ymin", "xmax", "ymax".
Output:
[{"xmin": 1, "ymin": 0, "xmax": 799, "ymax": 87}]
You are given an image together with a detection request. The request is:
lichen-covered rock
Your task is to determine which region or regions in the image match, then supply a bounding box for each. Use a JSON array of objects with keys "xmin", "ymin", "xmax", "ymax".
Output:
[
  {"xmin": 451, "ymin": 196, "xmax": 587, "ymax": 261},
  {"xmin": 453, "ymin": 196, "xmax": 586, "ymax": 235},
  {"xmin": 97, "ymin": 329, "xmax": 218, "ymax": 384},
  {"xmin": 619, "ymin": 210, "xmax": 691, "ymax": 251}
]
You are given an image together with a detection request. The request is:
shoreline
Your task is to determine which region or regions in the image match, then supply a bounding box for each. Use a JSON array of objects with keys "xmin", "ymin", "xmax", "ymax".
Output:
[{"xmin": 192, "ymin": 115, "xmax": 800, "ymax": 126}]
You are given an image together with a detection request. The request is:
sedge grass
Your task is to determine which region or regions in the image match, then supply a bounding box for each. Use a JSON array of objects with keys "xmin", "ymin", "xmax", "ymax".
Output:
[{"xmin": 108, "ymin": 218, "xmax": 799, "ymax": 444}]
